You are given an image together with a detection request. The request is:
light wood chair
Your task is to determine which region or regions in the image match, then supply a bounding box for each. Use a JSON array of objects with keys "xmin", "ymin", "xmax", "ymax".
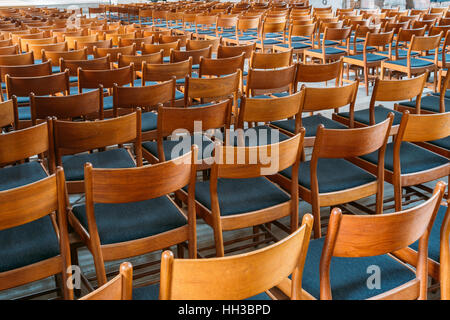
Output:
[{"xmin": 0, "ymin": 99, "xmax": 14, "ymax": 130}]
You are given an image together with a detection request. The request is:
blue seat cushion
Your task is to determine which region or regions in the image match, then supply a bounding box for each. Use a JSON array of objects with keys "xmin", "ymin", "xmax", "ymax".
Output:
[
  {"xmin": 132, "ymin": 282, "xmax": 272, "ymax": 300},
  {"xmin": 378, "ymin": 49, "xmax": 418, "ymax": 58},
  {"xmin": 349, "ymin": 36, "xmax": 365, "ymax": 43},
  {"xmin": 306, "ymin": 47, "xmax": 347, "ymax": 55},
  {"xmin": 422, "ymin": 53, "xmax": 450, "ymax": 62},
  {"xmin": 429, "ymin": 136, "xmax": 450, "ymax": 150},
  {"xmin": 432, "ymin": 89, "xmax": 450, "ymax": 99},
  {"xmin": 410, "ymin": 205, "xmax": 448, "ymax": 262},
  {"xmin": 339, "ymin": 45, "xmax": 376, "ymax": 52},
  {"xmin": 103, "ymin": 95, "xmax": 113, "ymax": 110},
  {"xmin": 176, "ymin": 72, "xmax": 198, "ymax": 85},
  {"xmin": 281, "ymin": 158, "xmax": 376, "ymax": 193},
  {"xmin": 6, "ymin": 96, "xmax": 31, "ymax": 106},
  {"xmin": 51, "ymin": 66, "xmax": 60, "ymax": 73},
  {"xmin": 175, "ymin": 90, "xmax": 184, "ymax": 100},
  {"xmin": 142, "ymin": 134, "xmax": 214, "ymax": 161},
  {"xmin": 0, "ymin": 215, "xmax": 60, "ymax": 273},
  {"xmin": 69, "ymin": 76, "xmax": 78, "ymax": 83},
  {"xmin": 304, "ymin": 40, "xmax": 340, "ymax": 47},
  {"xmin": 0, "ymin": 161, "xmax": 48, "ymax": 191},
  {"xmin": 163, "ymin": 56, "xmax": 170, "ymax": 63},
  {"xmin": 232, "ymin": 125, "xmax": 291, "ymax": 146},
  {"xmin": 257, "ymin": 39, "xmax": 283, "ymax": 45},
  {"xmin": 399, "ymin": 95, "xmax": 450, "ymax": 113},
  {"xmin": 272, "ymin": 114, "xmax": 347, "ymax": 136},
  {"xmin": 225, "ymin": 35, "xmax": 257, "ymax": 41},
  {"xmin": 276, "ymin": 42, "xmax": 311, "ymax": 49},
  {"xmin": 264, "ymin": 32, "xmax": 282, "ymax": 39},
  {"xmin": 72, "ymin": 196, "xmax": 187, "ymax": 245},
  {"xmin": 384, "ymin": 58, "xmax": 434, "ymax": 68},
  {"xmin": 62, "ymin": 148, "xmax": 135, "ymax": 181},
  {"xmin": 18, "ymin": 106, "xmax": 31, "ymax": 120},
  {"xmin": 191, "ymin": 177, "xmax": 291, "ymax": 216},
  {"xmin": 360, "ymin": 142, "xmax": 449, "ymax": 174},
  {"xmin": 271, "ymin": 92, "xmax": 290, "ymax": 98},
  {"xmin": 346, "ymin": 53, "xmax": 387, "ymax": 62},
  {"xmin": 141, "ymin": 112, "xmax": 158, "ymax": 132},
  {"xmin": 302, "ymin": 237, "xmax": 416, "ymax": 299},
  {"xmin": 337, "ymin": 106, "xmax": 403, "ymax": 125}
]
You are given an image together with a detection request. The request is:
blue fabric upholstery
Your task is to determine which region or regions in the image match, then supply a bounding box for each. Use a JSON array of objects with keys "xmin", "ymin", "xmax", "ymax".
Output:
[
  {"xmin": 72, "ymin": 196, "xmax": 187, "ymax": 245},
  {"xmin": 176, "ymin": 72, "xmax": 198, "ymax": 85},
  {"xmin": 69, "ymin": 76, "xmax": 78, "ymax": 83},
  {"xmin": 191, "ymin": 177, "xmax": 291, "ymax": 216},
  {"xmin": 18, "ymin": 106, "xmax": 31, "ymax": 120},
  {"xmin": 51, "ymin": 66, "xmax": 60, "ymax": 73},
  {"xmin": 141, "ymin": 112, "xmax": 158, "ymax": 132},
  {"xmin": 337, "ymin": 106, "xmax": 403, "ymax": 125},
  {"xmin": 264, "ymin": 32, "xmax": 283, "ymax": 39},
  {"xmin": 0, "ymin": 216, "xmax": 60, "ymax": 273},
  {"xmin": 301, "ymin": 237, "xmax": 416, "ymax": 299},
  {"xmin": 272, "ymin": 114, "xmax": 347, "ymax": 136},
  {"xmin": 275, "ymin": 42, "xmax": 311, "ymax": 49},
  {"xmin": 271, "ymin": 92, "xmax": 290, "ymax": 97},
  {"xmin": 432, "ymin": 89, "xmax": 450, "ymax": 99},
  {"xmin": 429, "ymin": 136, "xmax": 450, "ymax": 150},
  {"xmin": 103, "ymin": 95, "xmax": 113, "ymax": 110},
  {"xmin": 360, "ymin": 142, "xmax": 449, "ymax": 174},
  {"xmin": 0, "ymin": 161, "xmax": 48, "ymax": 191},
  {"xmin": 232, "ymin": 125, "xmax": 290, "ymax": 146},
  {"xmin": 281, "ymin": 158, "xmax": 376, "ymax": 193},
  {"xmin": 410, "ymin": 205, "xmax": 448, "ymax": 262},
  {"xmin": 304, "ymin": 40, "xmax": 339, "ymax": 47},
  {"xmin": 257, "ymin": 39, "xmax": 283, "ymax": 45},
  {"xmin": 306, "ymin": 47, "xmax": 346, "ymax": 55},
  {"xmin": 163, "ymin": 56, "xmax": 170, "ymax": 63},
  {"xmin": 384, "ymin": 58, "xmax": 434, "ymax": 68},
  {"xmin": 421, "ymin": 53, "xmax": 450, "ymax": 61},
  {"xmin": 345, "ymin": 53, "xmax": 387, "ymax": 62},
  {"xmin": 377, "ymin": 49, "xmax": 418, "ymax": 58},
  {"xmin": 338, "ymin": 45, "xmax": 376, "ymax": 52},
  {"xmin": 142, "ymin": 134, "xmax": 214, "ymax": 160},
  {"xmin": 349, "ymin": 36, "xmax": 365, "ymax": 43},
  {"xmin": 132, "ymin": 282, "xmax": 271, "ymax": 300},
  {"xmin": 399, "ymin": 95, "xmax": 450, "ymax": 113},
  {"xmin": 225, "ymin": 35, "xmax": 257, "ymax": 41},
  {"xmin": 62, "ymin": 148, "xmax": 136, "ymax": 181}
]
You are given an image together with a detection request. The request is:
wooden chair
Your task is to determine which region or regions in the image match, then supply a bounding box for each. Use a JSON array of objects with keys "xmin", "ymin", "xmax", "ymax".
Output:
[
  {"xmin": 141, "ymin": 58, "xmax": 192, "ymax": 89},
  {"xmin": 198, "ymin": 53, "xmax": 245, "ymax": 80},
  {"xmin": 42, "ymin": 48, "xmax": 87, "ymax": 71},
  {"xmin": 272, "ymin": 115, "xmax": 393, "ymax": 238},
  {"xmin": 257, "ymin": 17, "xmax": 287, "ymax": 51},
  {"xmin": 250, "ymin": 48, "xmax": 293, "ymax": 69},
  {"xmin": 113, "ymin": 78, "xmax": 175, "ymax": 141},
  {"xmin": 93, "ymin": 44, "xmax": 136, "ymax": 63},
  {"xmin": 0, "ymin": 99, "xmax": 14, "ymax": 131},
  {"xmin": 68, "ymin": 143, "xmax": 197, "ymax": 286},
  {"xmin": 223, "ymin": 16, "xmax": 260, "ymax": 45},
  {"xmin": 80, "ymin": 262, "xmax": 132, "ymax": 300},
  {"xmin": 0, "ymin": 51, "xmax": 34, "ymax": 66},
  {"xmin": 5, "ymin": 71, "xmax": 70, "ymax": 129},
  {"xmin": 119, "ymin": 36, "xmax": 153, "ymax": 51},
  {"xmin": 142, "ymin": 40, "xmax": 180, "ymax": 59},
  {"xmin": 0, "ymin": 44, "xmax": 18, "ymax": 55},
  {"xmin": 30, "ymin": 88, "xmax": 103, "ymax": 125},
  {"xmin": 74, "ymin": 39, "xmax": 112, "ymax": 55},
  {"xmin": 272, "ymin": 23, "xmax": 315, "ymax": 60},
  {"xmin": 291, "ymin": 59, "xmax": 343, "ymax": 89},
  {"xmin": 143, "ymin": 214, "xmax": 313, "ymax": 300},
  {"xmin": 142, "ymin": 99, "xmax": 231, "ymax": 170},
  {"xmin": 350, "ymin": 111, "xmax": 449, "ymax": 211},
  {"xmin": 159, "ymin": 34, "xmax": 189, "ymax": 47},
  {"xmin": 217, "ymin": 42, "xmax": 256, "ymax": 59},
  {"xmin": 170, "ymin": 46, "xmax": 212, "ymax": 69},
  {"xmin": 186, "ymin": 37, "xmax": 221, "ymax": 53},
  {"xmin": 0, "ymin": 167, "xmax": 73, "ymax": 300},
  {"xmin": 343, "ymin": 30, "xmax": 394, "ymax": 95},
  {"xmin": 332, "ymin": 73, "xmax": 428, "ymax": 132},
  {"xmin": 105, "ymin": 32, "xmax": 135, "ymax": 47},
  {"xmin": 117, "ymin": 50, "xmax": 163, "ymax": 80},
  {"xmin": 179, "ymin": 130, "xmax": 305, "ymax": 257},
  {"xmin": 298, "ymin": 182, "xmax": 446, "ymax": 300},
  {"xmin": 0, "ymin": 120, "xmax": 54, "ymax": 190},
  {"xmin": 303, "ymin": 27, "xmax": 351, "ymax": 64},
  {"xmin": 52, "ymin": 110, "xmax": 142, "ymax": 194},
  {"xmin": 245, "ymin": 64, "xmax": 296, "ymax": 99},
  {"xmin": 64, "ymin": 34, "xmax": 98, "ymax": 50},
  {"xmin": 272, "ymin": 80, "xmax": 359, "ymax": 147}
]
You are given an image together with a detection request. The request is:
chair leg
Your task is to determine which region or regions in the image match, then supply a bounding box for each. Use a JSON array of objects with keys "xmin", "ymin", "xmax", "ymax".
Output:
[
  {"xmin": 394, "ymin": 184, "xmax": 403, "ymax": 212},
  {"xmin": 311, "ymin": 199, "xmax": 322, "ymax": 239},
  {"xmin": 364, "ymin": 66, "xmax": 369, "ymax": 96},
  {"xmin": 177, "ymin": 243, "xmax": 184, "ymax": 258},
  {"xmin": 253, "ymin": 225, "xmax": 260, "ymax": 248}
]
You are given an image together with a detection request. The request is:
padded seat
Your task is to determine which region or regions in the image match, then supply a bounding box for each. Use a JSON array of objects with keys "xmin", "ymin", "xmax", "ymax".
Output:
[
  {"xmin": 271, "ymin": 92, "xmax": 290, "ymax": 98},
  {"xmin": 421, "ymin": 53, "xmax": 450, "ymax": 61},
  {"xmin": 264, "ymin": 32, "xmax": 283, "ymax": 39},
  {"xmin": 72, "ymin": 196, "xmax": 187, "ymax": 245},
  {"xmin": 0, "ymin": 161, "xmax": 48, "ymax": 191},
  {"xmin": 132, "ymin": 282, "xmax": 271, "ymax": 300},
  {"xmin": 175, "ymin": 72, "xmax": 198, "ymax": 85},
  {"xmin": 383, "ymin": 58, "xmax": 434, "ymax": 68},
  {"xmin": 51, "ymin": 66, "xmax": 60, "ymax": 73},
  {"xmin": 256, "ymin": 39, "xmax": 283, "ymax": 45},
  {"xmin": 275, "ymin": 42, "xmax": 311, "ymax": 49},
  {"xmin": 345, "ymin": 53, "xmax": 387, "ymax": 62},
  {"xmin": 62, "ymin": 148, "xmax": 136, "ymax": 181},
  {"xmin": 0, "ymin": 216, "xmax": 60, "ymax": 273},
  {"xmin": 409, "ymin": 205, "xmax": 448, "ymax": 262},
  {"xmin": 272, "ymin": 114, "xmax": 347, "ymax": 136},
  {"xmin": 191, "ymin": 177, "xmax": 291, "ymax": 216},
  {"xmin": 225, "ymin": 35, "xmax": 257, "ymax": 41},
  {"xmin": 281, "ymin": 158, "xmax": 376, "ymax": 193},
  {"xmin": 232, "ymin": 125, "xmax": 291, "ymax": 146},
  {"xmin": 303, "ymin": 40, "xmax": 340, "ymax": 47},
  {"xmin": 399, "ymin": 95, "xmax": 450, "ymax": 113},
  {"xmin": 337, "ymin": 105, "xmax": 403, "ymax": 125},
  {"xmin": 378, "ymin": 49, "xmax": 418, "ymax": 58},
  {"xmin": 429, "ymin": 136, "xmax": 450, "ymax": 150},
  {"xmin": 339, "ymin": 45, "xmax": 376, "ymax": 52},
  {"xmin": 18, "ymin": 106, "xmax": 31, "ymax": 120},
  {"xmin": 432, "ymin": 89, "xmax": 450, "ymax": 99},
  {"xmin": 103, "ymin": 95, "xmax": 113, "ymax": 110},
  {"xmin": 69, "ymin": 76, "xmax": 78, "ymax": 83},
  {"xmin": 142, "ymin": 134, "xmax": 214, "ymax": 161},
  {"xmin": 360, "ymin": 141, "xmax": 449, "ymax": 174},
  {"xmin": 301, "ymin": 237, "xmax": 416, "ymax": 299},
  {"xmin": 141, "ymin": 111, "xmax": 158, "ymax": 132},
  {"xmin": 306, "ymin": 47, "xmax": 347, "ymax": 55}
]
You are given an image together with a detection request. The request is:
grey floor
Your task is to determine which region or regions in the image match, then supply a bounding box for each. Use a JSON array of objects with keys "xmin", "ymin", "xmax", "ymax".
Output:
[{"xmin": 0, "ymin": 72, "xmax": 447, "ymax": 300}]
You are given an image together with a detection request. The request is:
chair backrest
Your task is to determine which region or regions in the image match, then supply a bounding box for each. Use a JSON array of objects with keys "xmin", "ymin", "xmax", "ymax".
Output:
[
  {"xmin": 142, "ymin": 58, "xmax": 192, "ymax": 83},
  {"xmin": 395, "ymin": 26, "xmax": 426, "ymax": 43},
  {"xmin": 53, "ymin": 111, "xmax": 142, "ymax": 164},
  {"xmin": 113, "ymin": 78, "xmax": 175, "ymax": 116},
  {"xmin": 75, "ymin": 39, "xmax": 112, "ymax": 55},
  {"xmin": 246, "ymin": 64, "xmax": 296, "ymax": 97},
  {"xmin": 119, "ymin": 36, "xmax": 153, "ymax": 51},
  {"xmin": 6, "ymin": 70, "xmax": 70, "ymax": 99},
  {"xmin": 409, "ymin": 33, "xmax": 442, "ymax": 54},
  {"xmin": 0, "ymin": 121, "xmax": 52, "ymax": 168},
  {"xmin": 0, "ymin": 99, "xmax": 14, "ymax": 129},
  {"xmin": 30, "ymin": 88, "xmax": 103, "ymax": 124},
  {"xmin": 78, "ymin": 65, "xmax": 134, "ymax": 91},
  {"xmin": 320, "ymin": 27, "xmax": 351, "ymax": 48},
  {"xmin": 117, "ymin": 51, "xmax": 163, "ymax": 71},
  {"xmin": 184, "ymin": 71, "xmax": 240, "ymax": 107},
  {"xmin": 105, "ymin": 32, "xmax": 135, "ymax": 47},
  {"xmin": 1, "ymin": 60, "xmax": 52, "ymax": 84},
  {"xmin": 42, "ymin": 48, "xmax": 87, "ymax": 67},
  {"xmin": 93, "ymin": 44, "xmax": 136, "ymax": 62},
  {"xmin": 160, "ymin": 213, "xmax": 313, "ymax": 300},
  {"xmin": 20, "ymin": 35, "xmax": 57, "ymax": 51},
  {"xmin": 80, "ymin": 262, "xmax": 132, "ymax": 300},
  {"xmin": 27, "ymin": 41, "xmax": 68, "ymax": 60},
  {"xmin": 0, "ymin": 51, "xmax": 34, "ymax": 66},
  {"xmin": 186, "ymin": 38, "xmax": 221, "ymax": 52},
  {"xmin": 0, "ymin": 167, "xmax": 72, "ymax": 299},
  {"xmin": 170, "ymin": 46, "xmax": 212, "ymax": 65},
  {"xmin": 319, "ymin": 182, "xmax": 446, "ymax": 300},
  {"xmin": 217, "ymin": 43, "xmax": 255, "ymax": 59},
  {"xmin": 142, "ymin": 40, "xmax": 180, "ymax": 57},
  {"xmin": 250, "ymin": 48, "xmax": 293, "ymax": 69},
  {"xmin": 237, "ymin": 90, "xmax": 303, "ymax": 131},
  {"xmin": 294, "ymin": 59, "xmax": 343, "ymax": 89},
  {"xmin": 65, "ymin": 34, "xmax": 98, "ymax": 50},
  {"xmin": 0, "ymin": 44, "xmax": 18, "ymax": 55},
  {"xmin": 198, "ymin": 53, "xmax": 245, "ymax": 78},
  {"xmin": 0, "ymin": 38, "xmax": 12, "ymax": 48}
]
